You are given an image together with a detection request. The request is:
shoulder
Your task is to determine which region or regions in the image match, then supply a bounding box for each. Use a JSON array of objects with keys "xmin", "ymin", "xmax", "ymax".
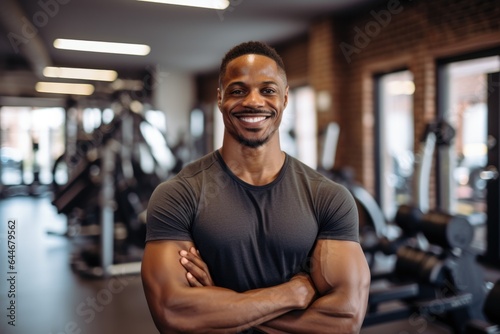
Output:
[
  {"xmin": 176, "ymin": 151, "xmax": 219, "ymax": 178},
  {"xmin": 286, "ymin": 155, "xmax": 349, "ymax": 193},
  {"xmin": 150, "ymin": 152, "xmax": 221, "ymax": 201},
  {"xmin": 285, "ymin": 156, "xmax": 356, "ymax": 212},
  {"xmin": 286, "ymin": 155, "xmax": 327, "ymax": 181}
]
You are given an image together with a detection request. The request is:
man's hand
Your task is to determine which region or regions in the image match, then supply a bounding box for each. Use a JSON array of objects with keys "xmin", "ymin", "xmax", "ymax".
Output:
[
  {"xmin": 144, "ymin": 240, "xmax": 314, "ymax": 333},
  {"xmin": 179, "ymin": 247, "xmax": 215, "ymax": 287},
  {"xmin": 288, "ymin": 272, "xmax": 317, "ymax": 309},
  {"xmin": 180, "ymin": 247, "xmax": 317, "ymax": 308},
  {"xmin": 180, "ymin": 246, "xmax": 317, "ymax": 334}
]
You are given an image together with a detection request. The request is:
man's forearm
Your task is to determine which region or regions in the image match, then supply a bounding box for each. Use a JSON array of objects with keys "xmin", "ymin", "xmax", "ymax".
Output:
[
  {"xmin": 257, "ymin": 287, "xmax": 366, "ymax": 334},
  {"xmin": 258, "ymin": 307, "xmax": 357, "ymax": 334},
  {"xmin": 153, "ymin": 275, "xmax": 315, "ymax": 333}
]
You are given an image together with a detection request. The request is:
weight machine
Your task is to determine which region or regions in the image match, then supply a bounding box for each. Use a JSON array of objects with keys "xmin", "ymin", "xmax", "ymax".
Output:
[
  {"xmin": 52, "ymin": 97, "xmax": 177, "ymax": 277},
  {"xmin": 364, "ymin": 211, "xmax": 489, "ymax": 333}
]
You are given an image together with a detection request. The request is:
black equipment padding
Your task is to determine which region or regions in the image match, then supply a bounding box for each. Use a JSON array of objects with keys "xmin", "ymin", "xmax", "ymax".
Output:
[
  {"xmin": 369, "ymin": 282, "xmax": 419, "ymax": 305},
  {"xmin": 423, "ymin": 120, "xmax": 456, "ymax": 146},
  {"xmin": 484, "ymin": 280, "xmax": 500, "ymax": 325},
  {"xmin": 394, "ymin": 204, "xmax": 423, "ymax": 236},
  {"xmin": 421, "ymin": 211, "xmax": 474, "ymax": 249},
  {"xmin": 52, "ymin": 157, "xmax": 99, "ymax": 214},
  {"xmin": 394, "ymin": 246, "xmax": 446, "ymax": 286},
  {"xmin": 414, "ymin": 293, "xmax": 473, "ymax": 315}
]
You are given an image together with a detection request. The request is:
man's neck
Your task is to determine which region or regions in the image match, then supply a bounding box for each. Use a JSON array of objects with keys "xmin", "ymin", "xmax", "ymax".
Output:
[{"xmin": 219, "ymin": 140, "xmax": 285, "ymax": 186}]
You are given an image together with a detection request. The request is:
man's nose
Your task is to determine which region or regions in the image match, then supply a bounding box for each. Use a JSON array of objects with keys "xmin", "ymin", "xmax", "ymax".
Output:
[{"xmin": 242, "ymin": 89, "xmax": 265, "ymax": 108}]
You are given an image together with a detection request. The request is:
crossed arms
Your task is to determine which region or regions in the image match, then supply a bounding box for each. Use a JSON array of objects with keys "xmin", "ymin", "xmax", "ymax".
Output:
[{"xmin": 141, "ymin": 238, "xmax": 370, "ymax": 334}]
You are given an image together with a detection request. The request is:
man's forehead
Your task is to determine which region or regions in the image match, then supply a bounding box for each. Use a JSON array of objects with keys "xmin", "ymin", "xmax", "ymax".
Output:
[
  {"xmin": 227, "ymin": 54, "xmax": 278, "ymax": 69},
  {"xmin": 224, "ymin": 54, "xmax": 283, "ymax": 82}
]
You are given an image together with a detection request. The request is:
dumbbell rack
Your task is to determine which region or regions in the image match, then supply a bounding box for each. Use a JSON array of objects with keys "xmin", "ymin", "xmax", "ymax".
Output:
[
  {"xmin": 363, "ymin": 211, "xmax": 489, "ymax": 333},
  {"xmin": 52, "ymin": 113, "xmax": 144, "ymax": 278}
]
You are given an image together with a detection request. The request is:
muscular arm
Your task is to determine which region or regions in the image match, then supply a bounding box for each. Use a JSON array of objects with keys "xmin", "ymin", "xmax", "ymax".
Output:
[
  {"xmin": 141, "ymin": 239, "xmax": 316, "ymax": 334},
  {"xmin": 258, "ymin": 239, "xmax": 371, "ymax": 334},
  {"xmin": 182, "ymin": 239, "xmax": 370, "ymax": 334}
]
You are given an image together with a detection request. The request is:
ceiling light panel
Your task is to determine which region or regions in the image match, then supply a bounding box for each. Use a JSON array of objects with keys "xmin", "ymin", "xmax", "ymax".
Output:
[
  {"xmin": 53, "ymin": 39, "xmax": 150, "ymax": 56},
  {"xmin": 137, "ymin": 0, "xmax": 230, "ymax": 10},
  {"xmin": 43, "ymin": 67, "xmax": 118, "ymax": 81},
  {"xmin": 35, "ymin": 82, "xmax": 95, "ymax": 95}
]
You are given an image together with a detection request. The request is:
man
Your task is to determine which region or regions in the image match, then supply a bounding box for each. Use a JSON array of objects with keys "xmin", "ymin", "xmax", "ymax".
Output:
[{"xmin": 141, "ymin": 41, "xmax": 370, "ymax": 333}]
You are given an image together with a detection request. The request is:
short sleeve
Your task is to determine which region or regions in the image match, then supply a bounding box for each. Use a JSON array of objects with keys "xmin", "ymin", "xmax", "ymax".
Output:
[
  {"xmin": 145, "ymin": 177, "xmax": 196, "ymax": 242},
  {"xmin": 315, "ymin": 181, "xmax": 359, "ymax": 242}
]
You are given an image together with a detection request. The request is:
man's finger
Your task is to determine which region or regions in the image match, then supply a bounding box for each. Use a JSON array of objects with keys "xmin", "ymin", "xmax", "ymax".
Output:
[
  {"xmin": 180, "ymin": 256, "xmax": 213, "ymax": 286},
  {"xmin": 186, "ymin": 272, "xmax": 203, "ymax": 287}
]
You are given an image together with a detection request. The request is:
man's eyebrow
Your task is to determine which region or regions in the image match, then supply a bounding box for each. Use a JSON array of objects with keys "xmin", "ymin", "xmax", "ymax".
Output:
[
  {"xmin": 227, "ymin": 80, "xmax": 279, "ymax": 85},
  {"xmin": 225, "ymin": 80, "xmax": 280, "ymax": 90},
  {"xmin": 261, "ymin": 81, "xmax": 279, "ymax": 86},
  {"xmin": 226, "ymin": 81, "xmax": 246, "ymax": 87}
]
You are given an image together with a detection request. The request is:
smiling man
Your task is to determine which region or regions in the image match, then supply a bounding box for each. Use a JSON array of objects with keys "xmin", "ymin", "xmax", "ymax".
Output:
[{"xmin": 141, "ymin": 41, "xmax": 370, "ymax": 334}]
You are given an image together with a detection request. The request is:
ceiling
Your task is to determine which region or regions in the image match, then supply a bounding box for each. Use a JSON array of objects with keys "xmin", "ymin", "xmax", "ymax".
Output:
[{"xmin": 0, "ymin": 0, "xmax": 383, "ymax": 101}]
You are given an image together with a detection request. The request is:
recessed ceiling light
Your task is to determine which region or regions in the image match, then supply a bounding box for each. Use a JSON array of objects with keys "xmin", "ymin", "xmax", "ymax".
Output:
[
  {"xmin": 35, "ymin": 82, "xmax": 95, "ymax": 95},
  {"xmin": 43, "ymin": 67, "xmax": 118, "ymax": 81},
  {"xmin": 137, "ymin": 0, "xmax": 229, "ymax": 10},
  {"xmin": 53, "ymin": 39, "xmax": 150, "ymax": 56}
]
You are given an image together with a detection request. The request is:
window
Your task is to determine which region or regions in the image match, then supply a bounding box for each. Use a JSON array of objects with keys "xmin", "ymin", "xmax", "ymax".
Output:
[
  {"xmin": 439, "ymin": 55, "xmax": 500, "ymax": 251},
  {"xmin": 0, "ymin": 106, "xmax": 65, "ymax": 186},
  {"xmin": 376, "ymin": 70, "xmax": 415, "ymax": 219}
]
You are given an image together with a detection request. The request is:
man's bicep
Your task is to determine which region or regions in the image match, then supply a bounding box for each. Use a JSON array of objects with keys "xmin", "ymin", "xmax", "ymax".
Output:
[
  {"xmin": 141, "ymin": 240, "xmax": 194, "ymax": 316},
  {"xmin": 256, "ymin": 240, "xmax": 371, "ymax": 332},
  {"xmin": 310, "ymin": 239, "xmax": 370, "ymax": 296}
]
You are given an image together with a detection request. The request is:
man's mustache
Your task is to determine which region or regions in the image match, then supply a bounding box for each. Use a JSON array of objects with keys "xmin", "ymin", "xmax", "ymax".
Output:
[{"xmin": 233, "ymin": 108, "xmax": 276, "ymax": 116}]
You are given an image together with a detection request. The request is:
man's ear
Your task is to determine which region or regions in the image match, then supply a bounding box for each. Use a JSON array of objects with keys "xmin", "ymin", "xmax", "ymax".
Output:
[
  {"xmin": 217, "ymin": 88, "xmax": 222, "ymax": 109},
  {"xmin": 283, "ymin": 86, "xmax": 289, "ymax": 109}
]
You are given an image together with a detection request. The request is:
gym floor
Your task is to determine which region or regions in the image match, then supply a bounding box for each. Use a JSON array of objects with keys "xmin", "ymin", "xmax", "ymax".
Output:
[{"xmin": 0, "ymin": 195, "xmax": 498, "ymax": 334}]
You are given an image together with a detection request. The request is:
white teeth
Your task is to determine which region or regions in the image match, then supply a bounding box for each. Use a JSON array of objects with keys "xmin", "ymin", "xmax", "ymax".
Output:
[{"xmin": 240, "ymin": 117, "xmax": 266, "ymax": 123}]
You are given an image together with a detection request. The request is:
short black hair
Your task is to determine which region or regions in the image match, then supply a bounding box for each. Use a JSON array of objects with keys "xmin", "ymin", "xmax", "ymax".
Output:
[{"xmin": 218, "ymin": 41, "xmax": 287, "ymax": 87}]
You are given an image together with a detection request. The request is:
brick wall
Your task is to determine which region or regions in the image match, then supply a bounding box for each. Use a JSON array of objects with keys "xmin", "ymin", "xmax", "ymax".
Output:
[
  {"xmin": 196, "ymin": 0, "xmax": 500, "ymax": 203},
  {"xmin": 324, "ymin": 0, "xmax": 500, "ymax": 200}
]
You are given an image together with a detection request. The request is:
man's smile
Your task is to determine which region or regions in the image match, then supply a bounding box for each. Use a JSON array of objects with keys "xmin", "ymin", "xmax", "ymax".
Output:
[
  {"xmin": 239, "ymin": 116, "xmax": 267, "ymax": 123},
  {"xmin": 233, "ymin": 109, "xmax": 275, "ymax": 127}
]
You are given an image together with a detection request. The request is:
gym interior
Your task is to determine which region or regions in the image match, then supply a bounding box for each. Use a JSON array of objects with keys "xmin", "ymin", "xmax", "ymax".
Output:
[{"xmin": 1, "ymin": 0, "xmax": 500, "ymax": 333}]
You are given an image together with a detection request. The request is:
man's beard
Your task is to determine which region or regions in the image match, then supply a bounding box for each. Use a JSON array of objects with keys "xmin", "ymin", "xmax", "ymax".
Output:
[
  {"xmin": 230, "ymin": 108, "xmax": 278, "ymax": 148},
  {"xmin": 236, "ymin": 131, "xmax": 272, "ymax": 148}
]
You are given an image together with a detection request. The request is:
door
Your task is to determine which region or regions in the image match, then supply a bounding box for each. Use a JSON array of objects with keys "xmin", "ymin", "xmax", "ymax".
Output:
[
  {"xmin": 483, "ymin": 71, "xmax": 500, "ymax": 267},
  {"xmin": 439, "ymin": 55, "xmax": 500, "ymax": 261}
]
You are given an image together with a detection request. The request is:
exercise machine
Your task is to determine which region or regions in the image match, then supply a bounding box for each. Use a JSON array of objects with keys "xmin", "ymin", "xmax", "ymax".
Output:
[
  {"xmin": 317, "ymin": 122, "xmax": 399, "ymax": 268},
  {"xmin": 51, "ymin": 96, "xmax": 177, "ymax": 278},
  {"xmin": 363, "ymin": 210, "xmax": 489, "ymax": 333}
]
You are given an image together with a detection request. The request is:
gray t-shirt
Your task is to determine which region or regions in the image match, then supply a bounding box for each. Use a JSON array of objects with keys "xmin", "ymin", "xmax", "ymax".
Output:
[{"xmin": 146, "ymin": 150, "xmax": 359, "ymax": 292}]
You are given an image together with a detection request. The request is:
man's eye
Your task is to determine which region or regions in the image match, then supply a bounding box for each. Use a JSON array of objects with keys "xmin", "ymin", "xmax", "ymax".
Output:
[
  {"xmin": 262, "ymin": 88, "xmax": 276, "ymax": 94},
  {"xmin": 230, "ymin": 89, "xmax": 244, "ymax": 95}
]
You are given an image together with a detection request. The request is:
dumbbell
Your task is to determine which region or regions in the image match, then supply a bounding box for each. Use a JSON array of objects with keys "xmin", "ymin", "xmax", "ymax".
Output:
[
  {"xmin": 420, "ymin": 211, "xmax": 474, "ymax": 250},
  {"xmin": 376, "ymin": 204, "xmax": 424, "ymax": 256}
]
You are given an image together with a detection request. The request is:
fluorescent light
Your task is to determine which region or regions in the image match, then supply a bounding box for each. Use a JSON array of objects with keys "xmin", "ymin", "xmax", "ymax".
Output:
[
  {"xmin": 53, "ymin": 39, "xmax": 150, "ymax": 56},
  {"xmin": 43, "ymin": 66, "xmax": 118, "ymax": 81},
  {"xmin": 35, "ymin": 82, "xmax": 95, "ymax": 95},
  {"xmin": 138, "ymin": 0, "xmax": 229, "ymax": 10}
]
